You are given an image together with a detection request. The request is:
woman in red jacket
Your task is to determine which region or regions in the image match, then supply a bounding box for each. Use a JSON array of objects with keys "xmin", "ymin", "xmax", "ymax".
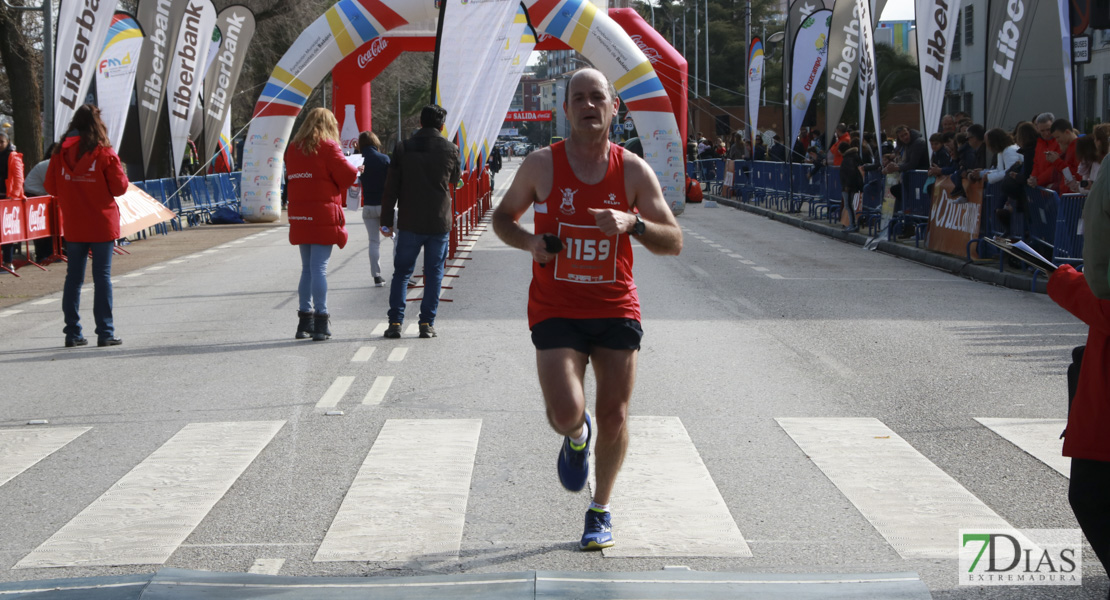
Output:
[
  {"xmin": 45, "ymin": 105, "xmax": 129, "ymax": 348},
  {"xmin": 285, "ymin": 107, "xmax": 358, "ymax": 341}
]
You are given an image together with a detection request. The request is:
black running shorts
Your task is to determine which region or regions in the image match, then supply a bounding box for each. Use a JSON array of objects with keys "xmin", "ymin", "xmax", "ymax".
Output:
[{"xmin": 530, "ymin": 318, "xmax": 643, "ymax": 353}]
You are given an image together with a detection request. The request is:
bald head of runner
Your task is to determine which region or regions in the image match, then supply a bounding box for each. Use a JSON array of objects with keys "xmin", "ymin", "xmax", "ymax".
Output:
[{"xmin": 565, "ymin": 69, "xmax": 620, "ymax": 139}]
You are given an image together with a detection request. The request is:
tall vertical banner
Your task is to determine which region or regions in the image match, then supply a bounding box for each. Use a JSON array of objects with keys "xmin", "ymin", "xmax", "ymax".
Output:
[
  {"xmin": 469, "ymin": 6, "xmax": 535, "ymax": 172},
  {"xmin": 1058, "ymin": 0, "xmax": 1074, "ymax": 124},
  {"xmin": 55, "ymin": 0, "xmax": 119, "ymax": 137},
  {"xmin": 825, "ymin": 0, "xmax": 861, "ymax": 147},
  {"xmin": 188, "ymin": 25, "xmax": 223, "ymax": 158},
  {"xmin": 985, "ymin": 0, "xmax": 1071, "ymax": 131},
  {"xmin": 747, "ymin": 38, "xmax": 764, "ymax": 144},
  {"xmin": 870, "ymin": 0, "xmax": 889, "ymax": 26},
  {"xmin": 789, "ymin": 10, "xmax": 831, "ymax": 150},
  {"xmin": 95, "ymin": 14, "xmax": 145, "ymax": 150},
  {"xmin": 857, "ymin": 0, "xmax": 880, "ymax": 141},
  {"xmin": 916, "ymin": 0, "xmax": 961, "ymax": 140},
  {"xmin": 136, "ymin": 0, "xmax": 193, "ymax": 177},
  {"xmin": 784, "ymin": 0, "xmax": 829, "ymax": 150},
  {"xmin": 435, "ymin": 0, "xmax": 520, "ymax": 170},
  {"xmin": 166, "ymin": 0, "xmax": 218, "ymax": 177},
  {"xmin": 200, "ymin": 6, "xmax": 256, "ymax": 163}
]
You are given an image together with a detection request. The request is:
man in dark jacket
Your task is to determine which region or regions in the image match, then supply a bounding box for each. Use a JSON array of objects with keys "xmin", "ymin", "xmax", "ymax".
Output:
[
  {"xmin": 883, "ymin": 125, "xmax": 929, "ymax": 211},
  {"xmin": 767, "ymin": 135, "xmax": 788, "ymax": 162},
  {"xmin": 380, "ymin": 104, "xmax": 461, "ymax": 339}
]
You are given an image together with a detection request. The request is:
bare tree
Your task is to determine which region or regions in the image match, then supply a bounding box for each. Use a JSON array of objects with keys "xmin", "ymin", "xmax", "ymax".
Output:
[{"xmin": 0, "ymin": 0, "xmax": 43, "ymax": 168}]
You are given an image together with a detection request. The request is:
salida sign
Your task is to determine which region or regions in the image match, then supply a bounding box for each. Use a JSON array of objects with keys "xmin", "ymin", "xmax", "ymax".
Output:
[{"xmin": 506, "ymin": 110, "xmax": 552, "ymax": 121}]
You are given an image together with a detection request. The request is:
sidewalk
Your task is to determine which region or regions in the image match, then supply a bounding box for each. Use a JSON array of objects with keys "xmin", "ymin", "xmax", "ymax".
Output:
[
  {"xmin": 0, "ymin": 223, "xmax": 282, "ymax": 310},
  {"xmin": 706, "ymin": 192, "xmax": 1048, "ymax": 294}
]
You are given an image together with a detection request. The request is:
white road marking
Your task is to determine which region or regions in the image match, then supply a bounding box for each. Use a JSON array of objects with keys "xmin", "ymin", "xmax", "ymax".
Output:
[
  {"xmin": 388, "ymin": 348, "xmax": 408, "ymax": 362},
  {"xmin": 315, "ymin": 419, "xmax": 482, "ymax": 562},
  {"xmin": 598, "ymin": 416, "xmax": 752, "ymax": 558},
  {"xmin": 169, "ymin": 260, "xmax": 186, "ymax": 265},
  {"xmin": 776, "ymin": 418, "xmax": 1015, "ymax": 559},
  {"xmin": 315, "ymin": 376, "xmax": 356, "ymax": 409},
  {"xmin": 766, "ymin": 274, "xmax": 785, "ymax": 280},
  {"xmin": 728, "ymin": 254, "xmax": 743, "ymax": 259},
  {"xmin": 718, "ymin": 248, "xmax": 732, "ymax": 253},
  {"xmin": 739, "ymin": 259, "xmax": 755, "ymax": 265},
  {"xmin": 15, "ymin": 421, "xmax": 284, "ymax": 568},
  {"xmin": 31, "ymin": 299, "xmax": 58, "ymax": 305},
  {"xmin": 689, "ymin": 265, "xmax": 710, "ymax": 278},
  {"xmin": 975, "ymin": 418, "xmax": 1070, "ymax": 478},
  {"xmin": 351, "ymin": 347, "xmax": 375, "ymax": 362},
  {"xmin": 362, "ymin": 376, "xmax": 394, "ymax": 405},
  {"xmin": 752, "ymin": 267, "xmax": 769, "ymax": 272},
  {"xmin": 708, "ymin": 243, "xmax": 722, "ymax": 248},
  {"xmin": 146, "ymin": 266, "xmax": 165, "ymax": 271},
  {"xmin": 0, "ymin": 309, "xmax": 22, "ymax": 317},
  {"xmin": 247, "ymin": 558, "xmax": 285, "ymax": 575},
  {"xmin": 0, "ymin": 428, "xmax": 90, "ymax": 488},
  {"xmin": 123, "ymin": 272, "xmax": 143, "ymax": 278},
  {"xmin": 405, "ymin": 324, "xmax": 419, "ymax": 336},
  {"xmin": 371, "ymin": 322, "xmax": 387, "ymax": 336}
]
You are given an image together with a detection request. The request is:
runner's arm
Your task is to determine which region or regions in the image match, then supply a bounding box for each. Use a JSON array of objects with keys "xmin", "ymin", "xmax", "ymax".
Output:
[{"xmin": 492, "ymin": 151, "xmax": 556, "ymax": 264}]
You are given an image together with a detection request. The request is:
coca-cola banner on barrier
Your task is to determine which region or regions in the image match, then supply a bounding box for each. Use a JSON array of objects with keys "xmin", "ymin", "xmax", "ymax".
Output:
[
  {"xmin": 789, "ymin": 9, "xmax": 831, "ymax": 150},
  {"xmin": 0, "ymin": 199, "xmax": 24, "ymax": 244},
  {"xmin": 136, "ymin": 0, "xmax": 193, "ymax": 177},
  {"xmin": 825, "ymin": 0, "xmax": 861, "ymax": 148},
  {"xmin": 747, "ymin": 38, "xmax": 763, "ymax": 143},
  {"xmin": 166, "ymin": 0, "xmax": 218, "ymax": 177},
  {"xmin": 55, "ymin": 0, "xmax": 119, "ymax": 138},
  {"xmin": 916, "ymin": 0, "xmax": 961, "ymax": 140},
  {"xmin": 95, "ymin": 13, "xmax": 145, "ymax": 150},
  {"xmin": 201, "ymin": 6, "xmax": 255, "ymax": 163},
  {"xmin": 24, "ymin": 197, "xmax": 53, "ymax": 241}
]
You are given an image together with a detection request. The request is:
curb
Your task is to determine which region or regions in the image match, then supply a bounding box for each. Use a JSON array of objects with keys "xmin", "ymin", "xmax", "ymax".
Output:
[{"xmin": 706, "ymin": 194, "xmax": 1047, "ymax": 294}]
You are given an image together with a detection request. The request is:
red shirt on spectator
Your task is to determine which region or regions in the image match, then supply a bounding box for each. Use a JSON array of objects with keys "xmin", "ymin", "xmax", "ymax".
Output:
[
  {"xmin": 829, "ymin": 132, "xmax": 851, "ymax": 166},
  {"xmin": 1031, "ymin": 136, "xmax": 1062, "ymax": 188}
]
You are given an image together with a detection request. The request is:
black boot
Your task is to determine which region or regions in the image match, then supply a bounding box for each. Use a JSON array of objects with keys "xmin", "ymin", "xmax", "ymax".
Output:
[
  {"xmin": 312, "ymin": 312, "xmax": 331, "ymax": 341},
  {"xmin": 296, "ymin": 311, "xmax": 314, "ymax": 339}
]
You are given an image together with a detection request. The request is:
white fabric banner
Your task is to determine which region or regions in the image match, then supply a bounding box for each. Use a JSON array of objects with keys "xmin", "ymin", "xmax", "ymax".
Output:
[
  {"xmin": 789, "ymin": 10, "xmax": 831, "ymax": 150},
  {"xmin": 747, "ymin": 38, "xmax": 764, "ymax": 144},
  {"xmin": 469, "ymin": 6, "xmax": 534, "ymax": 172},
  {"xmin": 1059, "ymin": 0, "xmax": 1074, "ymax": 124},
  {"xmin": 915, "ymin": 0, "xmax": 961, "ymax": 140},
  {"xmin": 95, "ymin": 14, "xmax": 144, "ymax": 150},
  {"xmin": 166, "ymin": 0, "xmax": 218, "ymax": 177},
  {"xmin": 857, "ymin": 0, "xmax": 881, "ymax": 141},
  {"xmin": 436, "ymin": 0, "xmax": 521, "ymax": 169},
  {"xmin": 55, "ymin": 0, "xmax": 119, "ymax": 137}
]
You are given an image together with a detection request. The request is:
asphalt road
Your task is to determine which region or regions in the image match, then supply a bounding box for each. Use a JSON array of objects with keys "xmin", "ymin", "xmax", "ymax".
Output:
[{"xmin": 0, "ymin": 160, "xmax": 1099, "ymax": 599}]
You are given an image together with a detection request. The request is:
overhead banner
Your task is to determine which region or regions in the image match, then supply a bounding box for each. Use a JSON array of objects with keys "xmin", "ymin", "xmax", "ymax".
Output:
[
  {"xmin": 436, "ymin": 0, "xmax": 520, "ymax": 170},
  {"xmin": 136, "ymin": 0, "xmax": 193, "ymax": 177},
  {"xmin": 916, "ymin": 0, "xmax": 961, "ymax": 140},
  {"xmin": 857, "ymin": 0, "xmax": 881, "ymax": 140},
  {"xmin": 55, "ymin": 0, "xmax": 119, "ymax": 137},
  {"xmin": 166, "ymin": 0, "xmax": 218, "ymax": 177},
  {"xmin": 468, "ymin": 6, "xmax": 535, "ymax": 171},
  {"xmin": 506, "ymin": 110, "xmax": 552, "ymax": 121},
  {"xmin": 95, "ymin": 13, "xmax": 145, "ymax": 150},
  {"xmin": 789, "ymin": 9, "xmax": 831, "ymax": 151},
  {"xmin": 825, "ymin": 0, "xmax": 861, "ymax": 147},
  {"xmin": 200, "ymin": 5, "xmax": 256, "ymax": 163},
  {"xmin": 747, "ymin": 38, "xmax": 763, "ymax": 143},
  {"xmin": 984, "ymin": 0, "xmax": 1071, "ymax": 131}
]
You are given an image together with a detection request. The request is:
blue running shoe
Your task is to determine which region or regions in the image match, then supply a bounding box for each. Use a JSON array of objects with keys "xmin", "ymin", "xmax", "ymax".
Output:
[
  {"xmin": 580, "ymin": 508, "xmax": 614, "ymax": 550},
  {"xmin": 557, "ymin": 410, "xmax": 592, "ymax": 492}
]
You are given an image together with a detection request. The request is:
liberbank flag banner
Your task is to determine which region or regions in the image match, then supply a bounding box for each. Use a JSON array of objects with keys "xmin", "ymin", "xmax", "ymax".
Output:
[
  {"xmin": 469, "ymin": 7, "xmax": 535, "ymax": 171},
  {"xmin": 188, "ymin": 25, "xmax": 222, "ymax": 153},
  {"xmin": 201, "ymin": 6, "xmax": 256, "ymax": 163},
  {"xmin": 55, "ymin": 0, "xmax": 119, "ymax": 137},
  {"xmin": 984, "ymin": 0, "xmax": 1071, "ymax": 131},
  {"xmin": 435, "ymin": 0, "xmax": 521, "ymax": 170},
  {"xmin": 747, "ymin": 38, "xmax": 763, "ymax": 142},
  {"xmin": 789, "ymin": 9, "xmax": 831, "ymax": 150},
  {"xmin": 166, "ymin": 0, "xmax": 218, "ymax": 177},
  {"xmin": 857, "ymin": 0, "xmax": 880, "ymax": 140},
  {"xmin": 916, "ymin": 0, "xmax": 961, "ymax": 140},
  {"xmin": 825, "ymin": 0, "xmax": 861, "ymax": 146},
  {"xmin": 95, "ymin": 14, "xmax": 145, "ymax": 150},
  {"xmin": 870, "ymin": 0, "xmax": 888, "ymax": 26},
  {"xmin": 241, "ymin": 0, "xmax": 682, "ymax": 222},
  {"xmin": 136, "ymin": 0, "xmax": 193, "ymax": 176}
]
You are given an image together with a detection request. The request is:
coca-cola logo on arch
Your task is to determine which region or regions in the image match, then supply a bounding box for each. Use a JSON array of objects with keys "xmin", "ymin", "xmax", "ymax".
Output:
[
  {"xmin": 357, "ymin": 38, "xmax": 389, "ymax": 69},
  {"xmin": 629, "ymin": 35, "xmax": 661, "ymax": 63}
]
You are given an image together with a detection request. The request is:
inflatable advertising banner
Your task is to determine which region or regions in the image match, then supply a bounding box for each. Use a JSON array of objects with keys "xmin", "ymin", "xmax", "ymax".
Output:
[
  {"xmin": 747, "ymin": 38, "xmax": 763, "ymax": 143},
  {"xmin": 201, "ymin": 6, "xmax": 256, "ymax": 163},
  {"xmin": 166, "ymin": 0, "xmax": 218, "ymax": 177},
  {"xmin": 55, "ymin": 0, "xmax": 119, "ymax": 138},
  {"xmin": 95, "ymin": 13, "xmax": 145, "ymax": 150},
  {"xmin": 789, "ymin": 9, "xmax": 830, "ymax": 151},
  {"xmin": 240, "ymin": 0, "xmax": 683, "ymax": 222}
]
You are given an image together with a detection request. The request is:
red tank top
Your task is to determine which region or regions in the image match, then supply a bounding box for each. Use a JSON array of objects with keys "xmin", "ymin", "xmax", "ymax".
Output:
[{"xmin": 527, "ymin": 141, "xmax": 639, "ymax": 328}]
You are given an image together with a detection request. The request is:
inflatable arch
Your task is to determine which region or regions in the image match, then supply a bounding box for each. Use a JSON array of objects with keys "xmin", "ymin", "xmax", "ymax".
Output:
[{"xmin": 240, "ymin": 0, "xmax": 685, "ymax": 223}]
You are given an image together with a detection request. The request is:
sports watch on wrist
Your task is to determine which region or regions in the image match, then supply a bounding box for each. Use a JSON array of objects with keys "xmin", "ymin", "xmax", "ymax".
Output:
[{"xmin": 630, "ymin": 214, "xmax": 646, "ymax": 237}]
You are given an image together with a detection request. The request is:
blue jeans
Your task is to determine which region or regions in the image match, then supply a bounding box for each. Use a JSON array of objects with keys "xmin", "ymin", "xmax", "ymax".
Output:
[
  {"xmin": 388, "ymin": 230, "xmax": 449, "ymax": 325},
  {"xmin": 63, "ymin": 241, "xmax": 114, "ymax": 341},
  {"xmin": 298, "ymin": 244, "xmax": 333, "ymax": 314}
]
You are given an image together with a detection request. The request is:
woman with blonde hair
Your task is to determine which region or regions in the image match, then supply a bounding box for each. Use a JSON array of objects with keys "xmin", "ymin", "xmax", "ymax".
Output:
[
  {"xmin": 45, "ymin": 104, "xmax": 129, "ymax": 348},
  {"xmin": 285, "ymin": 107, "xmax": 359, "ymax": 341}
]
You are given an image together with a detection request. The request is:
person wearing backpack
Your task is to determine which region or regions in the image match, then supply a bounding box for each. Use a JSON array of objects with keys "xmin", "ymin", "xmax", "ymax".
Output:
[{"xmin": 44, "ymin": 105, "xmax": 129, "ymax": 348}]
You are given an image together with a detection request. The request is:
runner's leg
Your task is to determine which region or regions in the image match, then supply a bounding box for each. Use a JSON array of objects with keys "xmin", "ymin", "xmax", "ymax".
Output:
[
  {"xmin": 589, "ymin": 347, "xmax": 637, "ymax": 506},
  {"xmin": 536, "ymin": 348, "xmax": 589, "ymax": 438}
]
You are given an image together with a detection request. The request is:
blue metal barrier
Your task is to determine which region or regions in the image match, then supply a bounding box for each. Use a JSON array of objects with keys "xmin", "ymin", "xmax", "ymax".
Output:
[
  {"xmin": 891, "ymin": 171, "xmax": 931, "ymax": 244},
  {"xmin": 1053, "ymin": 193, "xmax": 1084, "ymax": 267},
  {"xmin": 1026, "ymin": 187, "xmax": 1059, "ymax": 259}
]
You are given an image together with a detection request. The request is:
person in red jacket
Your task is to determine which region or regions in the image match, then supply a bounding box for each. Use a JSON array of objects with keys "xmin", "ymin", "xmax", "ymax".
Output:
[
  {"xmin": 1026, "ymin": 112, "xmax": 1062, "ymax": 189},
  {"xmin": 44, "ymin": 105, "xmax": 129, "ymax": 348},
  {"xmin": 284, "ymin": 107, "xmax": 359, "ymax": 341}
]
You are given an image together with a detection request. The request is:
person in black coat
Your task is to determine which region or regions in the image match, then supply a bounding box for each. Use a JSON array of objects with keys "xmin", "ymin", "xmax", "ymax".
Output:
[
  {"xmin": 838, "ymin": 141, "xmax": 880, "ymax": 232},
  {"xmin": 767, "ymin": 135, "xmax": 788, "ymax": 162}
]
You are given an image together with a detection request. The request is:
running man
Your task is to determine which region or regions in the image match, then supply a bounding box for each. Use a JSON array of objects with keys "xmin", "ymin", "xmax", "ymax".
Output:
[{"xmin": 492, "ymin": 69, "xmax": 683, "ymax": 549}]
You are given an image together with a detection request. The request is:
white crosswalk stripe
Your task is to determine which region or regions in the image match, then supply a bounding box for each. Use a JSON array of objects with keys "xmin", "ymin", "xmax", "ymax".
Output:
[
  {"xmin": 976, "ymin": 417, "xmax": 1070, "ymax": 478},
  {"xmin": 777, "ymin": 417, "xmax": 1016, "ymax": 559},
  {"xmin": 15, "ymin": 421, "xmax": 284, "ymax": 569},
  {"xmin": 0, "ymin": 427, "xmax": 90, "ymax": 488},
  {"xmin": 314, "ymin": 419, "xmax": 482, "ymax": 562}
]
